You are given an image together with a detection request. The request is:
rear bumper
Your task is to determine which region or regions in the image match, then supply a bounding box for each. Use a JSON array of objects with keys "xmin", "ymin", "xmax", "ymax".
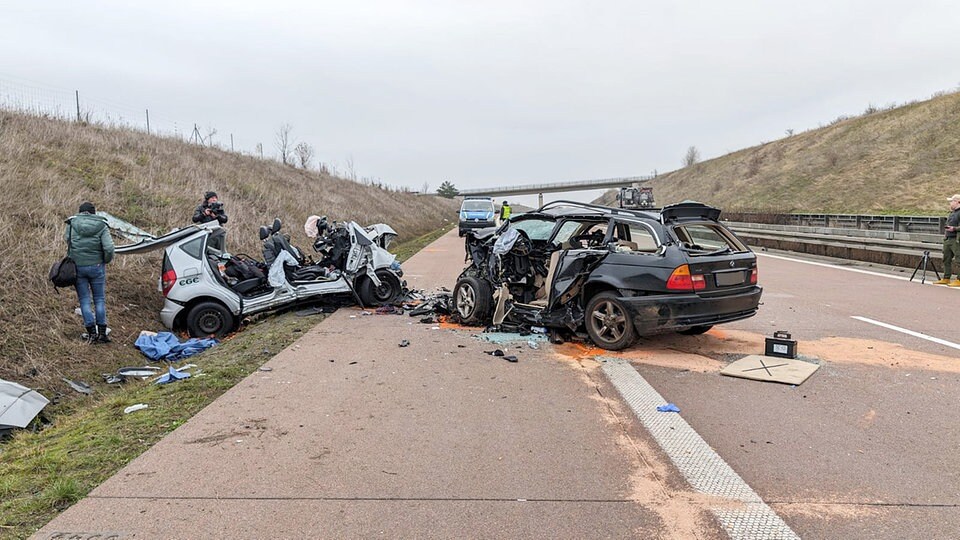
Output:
[
  {"xmin": 160, "ymin": 298, "xmax": 184, "ymax": 330},
  {"xmin": 621, "ymin": 286, "xmax": 762, "ymax": 334}
]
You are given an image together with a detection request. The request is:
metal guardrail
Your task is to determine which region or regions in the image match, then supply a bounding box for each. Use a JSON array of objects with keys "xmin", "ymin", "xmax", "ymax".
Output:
[
  {"xmin": 726, "ymin": 212, "xmax": 945, "ymax": 235},
  {"xmin": 728, "ymin": 221, "xmax": 944, "ymax": 272}
]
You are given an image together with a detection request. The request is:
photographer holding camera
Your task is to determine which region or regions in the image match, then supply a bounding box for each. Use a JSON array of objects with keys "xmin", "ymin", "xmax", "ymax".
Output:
[{"xmin": 192, "ymin": 191, "xmax": 228, "ymax": 225}]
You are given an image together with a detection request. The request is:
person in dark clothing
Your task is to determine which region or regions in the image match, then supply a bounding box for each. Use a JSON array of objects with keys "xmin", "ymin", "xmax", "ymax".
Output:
[
  {"xmin": 935, "ymin": 194, "xmax": 960, "ymax": 286},
  {"xmin": 192, "ymin": 191, "xmax": 228, "ymax": 224},
  {"xmin": 64, "ymin": 202, "xmax": 116, "ymax": 343}
]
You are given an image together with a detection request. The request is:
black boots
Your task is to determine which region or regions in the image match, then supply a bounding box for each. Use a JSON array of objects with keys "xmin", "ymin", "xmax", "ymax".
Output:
[
  {"xmin": 96, "ymin": 325, "xmax": 111, "ymax": 344},
  {"xmin": 84, "ymin": 325, "xmax": 97, "ymax": 344}
]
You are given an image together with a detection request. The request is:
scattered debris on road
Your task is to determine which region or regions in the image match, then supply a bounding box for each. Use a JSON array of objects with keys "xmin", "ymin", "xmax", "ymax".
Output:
[
  {"xmin": 657, "ymin": 403, "xmax": 680, "ymax": 413},
  {"xmin": 399, "ymin": 339, "xmax": 410, "ymax": 347}
]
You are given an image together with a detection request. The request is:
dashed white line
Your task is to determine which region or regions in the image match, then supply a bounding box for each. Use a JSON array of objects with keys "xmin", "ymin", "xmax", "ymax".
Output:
[
  {"xmin": 851, "ymin": 316, "xmax": 960, "ymax": 351},
  {"xmin": 600, "ymin": 357, "xmax": 799, "ymax": 539}
]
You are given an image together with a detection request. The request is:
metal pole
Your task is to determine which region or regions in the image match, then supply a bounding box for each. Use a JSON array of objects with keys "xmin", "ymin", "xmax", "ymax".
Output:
[
  {"xmin": 75, "ymin": 90, "xmax": 81, "ymax": 122},
  {"xmin": 230, "ymin": 134, "xmax": 234, "ymax": 152},
  {"xmin": 145, "ymin": 109, "xmax": 150, "ymax": 134}
]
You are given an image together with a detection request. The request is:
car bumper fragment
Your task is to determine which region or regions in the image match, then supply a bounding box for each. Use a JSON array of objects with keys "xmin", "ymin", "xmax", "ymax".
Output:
[
  {"xmin": 160, "ymin": 299, "xmax": 185, "ymax": 329},
  {"xmin": 621, "ymin": 286, "xmax": 763, "ymax": 334}
]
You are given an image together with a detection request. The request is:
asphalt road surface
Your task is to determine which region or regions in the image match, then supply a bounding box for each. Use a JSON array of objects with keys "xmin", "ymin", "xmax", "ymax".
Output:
[{"xmin": 35, "ymin": 233, "xmax": 959, "ymax": 539}]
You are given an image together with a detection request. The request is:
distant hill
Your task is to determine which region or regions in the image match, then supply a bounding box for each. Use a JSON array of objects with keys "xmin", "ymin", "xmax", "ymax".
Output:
[
  {"xmin": 0, "ymin": 110, "xmax": 457, "ymax": 388},
  {"xmin": 594, "ymin": 91, "xmax": 960, "ymax": 214}
]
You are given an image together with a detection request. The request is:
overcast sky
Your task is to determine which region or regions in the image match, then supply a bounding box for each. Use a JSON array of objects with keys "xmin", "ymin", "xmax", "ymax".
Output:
[{"xmin": 2, "ymin": 1, "xmax": 959, "ymax": 206}]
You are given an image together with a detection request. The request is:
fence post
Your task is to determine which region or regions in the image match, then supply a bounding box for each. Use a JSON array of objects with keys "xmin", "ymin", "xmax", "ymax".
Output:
[
  {"xmin": 893, "ymin": 216, "xmax": 901, "ymax": 232},
  {"xmin": 75, "ymin": 90, "xmax": 81, "ymax": 122},
  {"xmin": 145, "ymin": 109, "xmax": 150, "ymax": 134}
]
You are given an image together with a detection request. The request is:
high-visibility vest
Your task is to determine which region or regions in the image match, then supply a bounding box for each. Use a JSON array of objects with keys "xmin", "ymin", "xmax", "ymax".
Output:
[{"xmin": 501, "ymin": 205, "xmax": 511, "ymax": 220}]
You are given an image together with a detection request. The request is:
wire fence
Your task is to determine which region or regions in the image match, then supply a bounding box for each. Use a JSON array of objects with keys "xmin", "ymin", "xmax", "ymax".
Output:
[{"xmin": 0, "ymin": 74, "xmax": 255, "ymax": 155}]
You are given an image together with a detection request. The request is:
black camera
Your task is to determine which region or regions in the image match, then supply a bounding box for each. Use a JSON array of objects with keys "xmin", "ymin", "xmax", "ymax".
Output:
[{"xmin": 208, "ymin": 202, "xmax": 223, "ymax": 212}]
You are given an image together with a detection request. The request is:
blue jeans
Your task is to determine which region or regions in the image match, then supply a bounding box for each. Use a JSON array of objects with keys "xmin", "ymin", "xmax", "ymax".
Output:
[{"xmin": 75, "ymin": 263, "xmax": 107, "ymax": 327}]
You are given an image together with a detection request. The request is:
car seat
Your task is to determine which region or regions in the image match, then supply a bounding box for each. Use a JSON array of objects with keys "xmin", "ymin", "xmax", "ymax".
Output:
[{"xmin": 530, "ymin": 251, "xmax": 562, "ymax": 307}]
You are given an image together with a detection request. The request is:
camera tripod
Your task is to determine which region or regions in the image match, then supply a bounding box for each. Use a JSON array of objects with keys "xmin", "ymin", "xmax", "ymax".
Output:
[{"xmin": 909, "ymin": 250, "xmax": 941, "ymax": 284}]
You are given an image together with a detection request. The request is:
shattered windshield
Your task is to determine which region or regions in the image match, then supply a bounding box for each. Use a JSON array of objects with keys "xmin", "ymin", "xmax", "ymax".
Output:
[{"xmin": 510, "ymin": 218, "xmax": 556, "ymax": 241}]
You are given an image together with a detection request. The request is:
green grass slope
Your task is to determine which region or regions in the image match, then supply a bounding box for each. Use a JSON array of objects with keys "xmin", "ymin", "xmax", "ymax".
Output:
[
  {"xmin": 0, "ymin": 110, "xmax": 458, "ymax": 391},
  {"xmin": 595, "ymin": 91, "xmax": 960, "ymax": 214}
]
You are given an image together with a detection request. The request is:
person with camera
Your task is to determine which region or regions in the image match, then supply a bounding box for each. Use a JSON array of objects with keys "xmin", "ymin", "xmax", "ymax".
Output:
[
  {"xmin": 934, "ymin": 194, "xmax": 960, "ymax": 286},
  {"xmin": 192, "ymin": 191, "xmax": 228, "ymax": 225},
  {"xmin": 65, "ymin": 201, "xmax": 115, "ymax": 343}
]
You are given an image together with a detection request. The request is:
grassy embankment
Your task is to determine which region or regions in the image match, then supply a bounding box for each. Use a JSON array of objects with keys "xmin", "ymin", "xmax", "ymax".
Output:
[
  {"xmin": 594, "ymin": 90, "xmax": 960, "ymax": 214},
  {"xmin": 0, "ymin": 108, "xmax": 458, "ymax": 393}
]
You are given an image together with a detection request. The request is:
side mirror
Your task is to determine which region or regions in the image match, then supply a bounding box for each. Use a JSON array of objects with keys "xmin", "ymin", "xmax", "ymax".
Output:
[{"xmin": 607, "ymin": 241, "xmax": 619, "ymax": 253}]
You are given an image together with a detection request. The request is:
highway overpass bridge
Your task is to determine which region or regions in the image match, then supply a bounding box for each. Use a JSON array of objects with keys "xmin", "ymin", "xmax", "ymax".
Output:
[{"xmin": 456, "ymin": 174, "xmax": 656, "ymax": 207}]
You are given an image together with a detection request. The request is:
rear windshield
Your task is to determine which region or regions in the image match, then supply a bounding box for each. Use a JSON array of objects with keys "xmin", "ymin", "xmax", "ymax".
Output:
[
  {"xmin": 672, "ymin": 222, "xmax": 747, "ymax": 255},
  {"xmin": 462, "ymin": 200, "xmax": 493, "ymax": 211}
]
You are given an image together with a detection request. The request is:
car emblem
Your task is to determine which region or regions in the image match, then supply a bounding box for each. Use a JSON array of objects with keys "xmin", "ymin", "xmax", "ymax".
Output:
[{"xmin": 729, "ymin": 261, "xmax": 735, "ymax": 268}]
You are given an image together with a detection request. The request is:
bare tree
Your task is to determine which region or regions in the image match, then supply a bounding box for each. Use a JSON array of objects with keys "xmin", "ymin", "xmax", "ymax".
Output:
[
  {"xmin": 256, "ymin": 142, "xmax": 263, "ymax": 159},
  {"xmin": 294, "ymin": 142, "xmax": 314, "ymax": 169},
  {"xmin": 275, "ymin": 123, "xmax": 294, "ymax": 165},
  {"xmin": 345, "ymin": 155, "xmax": 357, "ymax": 181},
  {"xmin": 421, "ymin": 181, "xmax": 430, "ymax": 194},
  {"xmin": 683, "ymin": 146, "xmax": 700, "ymax": 167}
]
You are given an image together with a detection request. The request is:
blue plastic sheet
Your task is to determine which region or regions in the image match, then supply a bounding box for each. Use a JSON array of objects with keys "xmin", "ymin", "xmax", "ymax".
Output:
[
  {"xmin": 656, "ymin": 403, "xmax": 680, "ymax": 413},
  {"xmin": 135, "ymin": 332, "xmax": 218, "ymax": 361},
  {"xmin": 155, "ymin": 366, "xmax": 191, "ymax": 385}
]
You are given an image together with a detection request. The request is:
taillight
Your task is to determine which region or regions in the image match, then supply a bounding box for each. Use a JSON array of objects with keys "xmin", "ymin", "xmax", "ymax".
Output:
[
  {"xmin": 749, "ymin": 267, "xmax": 758, "ymax": 284},
  {"xmin": 161, "ymin": 269, "xmax": 177, "ymax": 297},
  {"xmin": 666, "ymin": 264, "xmax": 706, "ymax": 291}
]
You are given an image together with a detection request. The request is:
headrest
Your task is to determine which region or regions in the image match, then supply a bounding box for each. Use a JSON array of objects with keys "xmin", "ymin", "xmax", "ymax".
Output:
[
  {"xmin": 272, "ymin": 218, "xmax": 282, "ymax": 234},
  {"xmin": 259, "ymin": 226, "xmax": 269, "ymax": 241}
]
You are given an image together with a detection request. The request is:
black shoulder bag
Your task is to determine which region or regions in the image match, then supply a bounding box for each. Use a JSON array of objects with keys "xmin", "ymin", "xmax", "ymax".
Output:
[{"xmin": 50, "ymin": 224, "xmax": 78, "ymax": 291}]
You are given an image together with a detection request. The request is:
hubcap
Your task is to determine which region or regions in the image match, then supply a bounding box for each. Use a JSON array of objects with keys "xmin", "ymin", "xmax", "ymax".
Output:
[
  {"xmin": 590, "ymin": 300, "xmax": 626, "ymax": 343},
  {"xmin": 198, "ymin": 310, "xmax": 223, "ymax": 334},
  {"xmin": 457, "ymin": 284, "xmax": 476, "ymax": 317}
]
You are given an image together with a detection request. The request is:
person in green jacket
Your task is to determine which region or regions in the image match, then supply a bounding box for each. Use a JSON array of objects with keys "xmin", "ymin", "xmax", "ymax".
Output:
[
  {"xmin": 64, "ymin": 202, "xmax": 116, "ymax": 343},
  {"xmin": 499, "ymin": 200, "xmax": 512, "ymax": 222}
]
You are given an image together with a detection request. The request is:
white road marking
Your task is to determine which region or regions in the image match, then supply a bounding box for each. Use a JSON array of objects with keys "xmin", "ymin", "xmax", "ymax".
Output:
[
  {"xmin": 756, "ymin": 252, "xmax": 917, "ymax": 281},
  {"xmin": 600, "ymin": 357, "xmax": 799, "ymax": 539},
  {"xmin": 850, "ymin": 316, "xmax": 960, "ymax": 351}
]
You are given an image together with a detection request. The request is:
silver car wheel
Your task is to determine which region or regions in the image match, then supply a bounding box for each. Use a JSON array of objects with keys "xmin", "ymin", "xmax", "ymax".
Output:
[{"xmin": 457, "ymin": 283, "xmax": 476, "ymax": 318}]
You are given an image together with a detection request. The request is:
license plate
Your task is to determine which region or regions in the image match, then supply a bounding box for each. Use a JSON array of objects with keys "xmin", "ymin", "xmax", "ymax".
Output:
[{"xmin": 715, "ymin": 271, "xmax": 745, "ymax": 286}]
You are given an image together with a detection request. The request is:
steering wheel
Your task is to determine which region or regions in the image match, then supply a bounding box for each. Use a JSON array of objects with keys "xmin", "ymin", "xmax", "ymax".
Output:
[{"xmin": 510, "ymin": 229, "xmax": 532, "ymax": 256}]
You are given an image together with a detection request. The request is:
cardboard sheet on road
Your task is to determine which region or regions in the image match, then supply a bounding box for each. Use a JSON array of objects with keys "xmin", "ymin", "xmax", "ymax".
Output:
[{"xmin": 721, "ymin": 354, "xmax": 820, "ymax": 385}]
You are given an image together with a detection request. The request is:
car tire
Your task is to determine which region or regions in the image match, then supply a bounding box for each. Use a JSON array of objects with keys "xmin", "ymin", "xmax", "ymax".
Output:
[
  {"xmin": 585, "ymin": 292, "xmax": 637, "ymax": 351},
  {"xmin": 186, "ymin": 301, "xmax": 234, "ymax": 339},
  {"xmin": 453, "ymin": 276, "xmax": 492, "ymax": 325},
  {"xmin": 359, "ymin": 270, "xmax": 402, "ymax": 306},
  {"xmin": 678, "ymin": 325, "xmax": 713, "ymax": 335}
]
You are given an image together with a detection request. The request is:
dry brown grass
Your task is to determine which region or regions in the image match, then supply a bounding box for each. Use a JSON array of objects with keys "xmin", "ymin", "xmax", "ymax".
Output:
[
  {"xmin": 0, "ymin": 110, "xmax": 458, "ymax": 393},
  {"xmin": 595, "ymin": 91, "xmax": 960, "ymax": 214}
]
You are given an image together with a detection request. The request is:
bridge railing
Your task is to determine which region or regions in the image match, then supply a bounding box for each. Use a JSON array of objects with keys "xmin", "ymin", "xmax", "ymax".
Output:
[{"xmin": 457, "ymin": 174, "xmax": 656, "ymax": 196}]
